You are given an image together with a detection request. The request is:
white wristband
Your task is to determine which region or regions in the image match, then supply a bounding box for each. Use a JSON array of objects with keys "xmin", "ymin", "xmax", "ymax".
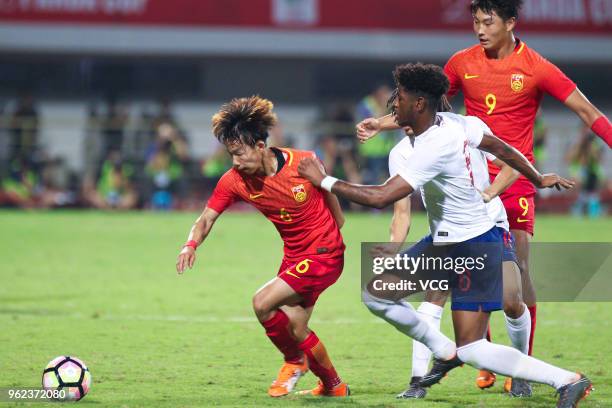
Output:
[{"xmin": 320, "ymin": 176, "xmax": 338, "ymax": 192}]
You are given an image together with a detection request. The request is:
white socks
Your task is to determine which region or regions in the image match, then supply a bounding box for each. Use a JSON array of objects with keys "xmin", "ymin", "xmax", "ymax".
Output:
[
  {"xmin": 362, "ymin": 291, "xmax": 455, "ymax": 360},
  {"xmin": 412, "ymin": 302, "xmax": 443, "ymax": 377},
  {"xmin": 504, "ymin": 304, "xmax": 531, "ymax": 355},
  {"xmin": 457, "ymin": 339, "xmax": 577, "ymax": 389}
]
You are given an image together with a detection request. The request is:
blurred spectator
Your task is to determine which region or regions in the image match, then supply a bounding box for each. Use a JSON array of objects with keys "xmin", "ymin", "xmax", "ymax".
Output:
[
  {"xmin": 131, "ymin": 107, "xmax": 156, "ymax": 158},
  {"xmin": 82, "ymin": 150, "xmax": 138, "ymax": 210},
  {"xmin": 101, "ymin": 99, "xmax": 129, "ymax": 156},
  {"xmin": 0, "ymin": 155, "xmax": 70, "ymax": 208},
  {"xmin": 144, "ymin": 122, "xmax": 189, "ymax": 210},
  {"xmin": 202, "ymin": 142, "xmax": 231, "ymax": 186},
  {"xmin": 566, "ymin": 125, "xmax": 605, "ymax": 217},
  {"xmin": 0, "ymin": 156, "xmax": 39, "ymax": 208},
  {"xmin": 355, "ymin": 84, "xmax": 398, "ymax": 184},
  {"xmin": 533, "ymin": 108, "xmax": 548, "ymax": 168},
  {"xmin": 9, "ymin": 94, "xmax": 39, "ymax": 162},
  {"xmin": 317, "ymin": 104, "xmax": 361, "ymax": 184}
]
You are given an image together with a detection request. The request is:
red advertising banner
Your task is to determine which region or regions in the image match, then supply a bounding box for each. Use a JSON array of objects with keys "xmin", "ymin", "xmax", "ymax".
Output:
[{"xmin": 0, "ymin": 0, "xmax": 610, "ymax": 35}]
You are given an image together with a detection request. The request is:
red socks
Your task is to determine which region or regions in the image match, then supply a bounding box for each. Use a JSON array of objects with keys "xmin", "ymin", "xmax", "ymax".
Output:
[
  {"xmin": 299, "ymin": 332, "xmax": 341, "ymax": 389},
  {"xmin": 527, "ymin": 305, "xmax": 537, "ymax": 356},
  {"xmin": 261, "ymin": 310, "xmax": 303, "ymax": 364},
  {"xmin": 485, "ymin": 324, "xmax": 492, "ymax": 342},
  {"xmin": 262, "ymin": 311, "xmax": 342, "ymax": 389}
]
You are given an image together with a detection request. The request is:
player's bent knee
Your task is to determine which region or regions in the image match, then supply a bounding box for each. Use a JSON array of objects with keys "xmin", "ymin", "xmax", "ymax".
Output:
[
  {"xmin": 503, "ymin": 299, "xmax": 524, "ymax": 319},
  {"xmin": 252, "ymin": 294, "xmax": 273, "ymax": 321}
]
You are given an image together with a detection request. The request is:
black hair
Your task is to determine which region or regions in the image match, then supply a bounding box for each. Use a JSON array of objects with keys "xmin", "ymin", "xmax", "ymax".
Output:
[
  {"xmin": 211, "ymin": 95, "xmax": 277, "ymax": 147},
  {"xmin": 470, "ymin": 0, "xmax": 523, "ymax": 20},
  {"xmin": 392, "ymin": 63, "xmax": 449, "ymax": 112}
]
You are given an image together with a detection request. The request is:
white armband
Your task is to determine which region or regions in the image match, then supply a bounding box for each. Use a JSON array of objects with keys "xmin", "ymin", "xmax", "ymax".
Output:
[{"xmin": 320, "ymin": 176, "xmax": 338, "ymax": 192}]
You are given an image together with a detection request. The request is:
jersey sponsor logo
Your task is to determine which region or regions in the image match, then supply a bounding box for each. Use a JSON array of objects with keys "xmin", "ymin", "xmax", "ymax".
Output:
[
  {"xmin": 464, "ymin": 73, "xmax": 479, "ymax": 79},
  {"xmin": 511, "ymin": 73, "xmax": 524, "ymax": 92},
  {"xmin": 291, "ymin": 184, "xmax": 307, "ymax": 202},
  {"xmin": 249, "ymin": 193, "xmax": 264, "ymax": 200}
]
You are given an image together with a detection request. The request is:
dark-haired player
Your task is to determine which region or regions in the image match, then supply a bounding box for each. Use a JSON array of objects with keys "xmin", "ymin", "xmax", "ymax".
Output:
[
  {"xmin": 357, "ymin": 0, "xmax": 610, "ymax": 395},
  {"xmin": 176, "ymin": 96, "xmax": 349, "ymax": 397},
  {"xmin": 301, "ymin": 62, "xmax": 590, "ymax": 408}
]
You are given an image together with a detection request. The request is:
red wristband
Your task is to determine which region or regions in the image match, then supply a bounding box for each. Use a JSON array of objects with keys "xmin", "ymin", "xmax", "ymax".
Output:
[
  {"xmin": 183, "ymin": 240, "xmax": 198, "ymax": 250},
  {"xmin": 591, "ymin": 116, "xmax": 612, "ymax": 148}
]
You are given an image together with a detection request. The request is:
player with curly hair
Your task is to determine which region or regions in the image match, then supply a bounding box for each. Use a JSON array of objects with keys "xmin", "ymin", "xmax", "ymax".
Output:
[
  {"xmin": 356, "ymin": 0, "xmax": 610, "ymax": 398},
  {"xmin": 176, "ymin": 96, "xmax": 349, "ymax": 397},
  {"xmin": 300, "ymin": 63, "xmax": 591, "ymax": 408}
]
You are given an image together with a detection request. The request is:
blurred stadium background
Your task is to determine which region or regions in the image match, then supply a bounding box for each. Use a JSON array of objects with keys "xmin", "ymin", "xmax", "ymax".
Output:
[
  {"xmin": 0, "ymin": 0, "xmax": 610, "ymax": 214},
  {"xmin": 1, "ymin": 2, "xmax": 611, "ymax": 406}
]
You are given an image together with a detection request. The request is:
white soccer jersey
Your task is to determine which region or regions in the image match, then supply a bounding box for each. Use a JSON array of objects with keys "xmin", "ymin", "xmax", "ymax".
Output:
[
  {"xmin": 388, "ymin": 112, "xmax": 495, "ymax": 243},
  {"xmin": 470, "ymin": 148, "xmax": 510, "ymax": 231},
  {"xmin": 459, "ymin": 114, "xmax": 511, "ymax": 231}
]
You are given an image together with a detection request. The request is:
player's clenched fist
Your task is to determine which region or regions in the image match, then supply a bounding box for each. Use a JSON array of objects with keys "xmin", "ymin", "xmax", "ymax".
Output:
[
  {"xmin": 297, "ymin": 157, "xmax": 326, "ymax": 187},
  {"xmin": 176, "ymin": 246, "xmax": 196, "ymax": 275},
  {"xmin": 356, "ymin": 118, "xmax": 381, "ymax": 143}
]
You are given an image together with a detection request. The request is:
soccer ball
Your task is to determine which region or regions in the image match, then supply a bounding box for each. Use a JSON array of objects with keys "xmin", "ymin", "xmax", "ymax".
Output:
[{"xmin": 42, "ymin": 356, "xmax": 92, "ymax": 401}]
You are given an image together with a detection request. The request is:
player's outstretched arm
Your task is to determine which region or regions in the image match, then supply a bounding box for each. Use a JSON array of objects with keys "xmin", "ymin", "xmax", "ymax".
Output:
[
  {"xmin": 176, "ymin": 207, "xmax": 220, "ymax": 275},
  {"xmin": 390, "ymin": 197, "xmax": 411, "ymax": 244},
  {"xmin": 481, "ymin": 158, "xmax": 520, "ymax": 202},
  {"xmin": 564, "ymin": 89, "xmax": 612, "ymax": 148},
  {"xmin": 298, "ymin": 157, "xmax": 413, "ymax": 209},
  {"xmin": 478, "ymin": 134, "xmax": 575, "ymax": 191},
  {"xmin": 356, "ymin": 114, "xmax": 400, "ymax": 144}
]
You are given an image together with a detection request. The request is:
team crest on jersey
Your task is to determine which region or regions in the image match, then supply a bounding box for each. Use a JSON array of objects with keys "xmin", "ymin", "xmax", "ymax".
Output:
[
  {"xmin": 511, "ymin": 74, "xmax": 524, "ymax": 92},
  {"xmin": 291, "ymin": 184, "xmax": 307, "ymax": 203}
]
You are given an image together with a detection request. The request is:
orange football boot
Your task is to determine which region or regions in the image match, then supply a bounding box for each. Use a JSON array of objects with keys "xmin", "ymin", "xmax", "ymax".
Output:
[
  {"xmin": 268, "ymin": 360, "xmax": 308, "ymax": 397},
  {"xmin": 476, "ymin": 370, "xmax": 497, "ymax": 389},
  {"xmin": 296, "ymin": 380, "xmax": 350, "ymax": 397}
]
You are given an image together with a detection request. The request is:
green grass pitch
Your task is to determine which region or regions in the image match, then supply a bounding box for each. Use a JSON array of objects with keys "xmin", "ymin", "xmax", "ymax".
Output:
[{"xmin": 1, "ymin": 210, "xmax": 611, "ymax": 407}]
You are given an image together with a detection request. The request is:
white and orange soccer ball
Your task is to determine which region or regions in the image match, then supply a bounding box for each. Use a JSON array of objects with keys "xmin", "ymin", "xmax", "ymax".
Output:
[{"xmin": 42, "ymin": 356, "xmax": 92, "ymax": 401}]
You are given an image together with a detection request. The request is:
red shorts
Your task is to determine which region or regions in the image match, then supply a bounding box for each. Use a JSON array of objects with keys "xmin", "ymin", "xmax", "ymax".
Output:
[
  {"xmin": 277, "ymin": 253, "xmax": 344, "ymax": 308},
  {"xmin": 500, "ymin": 191, "xmax": 535, "ymax": 236}
]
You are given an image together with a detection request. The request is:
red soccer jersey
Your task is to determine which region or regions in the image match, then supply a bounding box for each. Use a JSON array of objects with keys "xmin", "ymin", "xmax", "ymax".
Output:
[
  {"xmin": 207, "ymin": 148, "xmax": 345, "ymax": 262},
  {"xmin": 444, "ymin": 39, "xmax": 576, "ymax": 195}
]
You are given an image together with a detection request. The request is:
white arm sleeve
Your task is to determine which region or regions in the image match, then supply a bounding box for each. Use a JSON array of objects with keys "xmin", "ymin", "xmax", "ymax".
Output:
[{"xmin": 463, "ymin": 116, "xmax": 492, "ymax": 148}]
